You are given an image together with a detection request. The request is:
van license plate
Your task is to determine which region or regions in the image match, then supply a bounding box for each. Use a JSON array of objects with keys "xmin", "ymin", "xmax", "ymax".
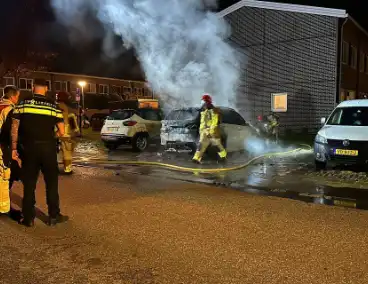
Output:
[{"xmin": 334, "ymin": 149, "xmax": 358, "ymax": 156}]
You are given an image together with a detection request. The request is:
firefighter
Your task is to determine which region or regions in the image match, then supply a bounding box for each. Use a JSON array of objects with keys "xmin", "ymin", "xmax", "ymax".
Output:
[
  {"xmin": 192, "ymin": 94, "xmax": 227, "ymax": 163},
  {"xmin": 0, "ymin": 86, "xmax": 20, "ymax": 216},
  {"xmin": 266, "ymin": 112, "xmax": 280, "ymax": 142},
  {"xmin": 56, "ymin": 92, "xmax": 80, "ymax": 175}
]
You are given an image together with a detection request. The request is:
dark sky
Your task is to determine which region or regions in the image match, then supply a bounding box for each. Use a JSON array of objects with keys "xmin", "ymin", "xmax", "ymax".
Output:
[{"xmin": 1, "ymin": 0, "xmax": 367, "ymax": 79}]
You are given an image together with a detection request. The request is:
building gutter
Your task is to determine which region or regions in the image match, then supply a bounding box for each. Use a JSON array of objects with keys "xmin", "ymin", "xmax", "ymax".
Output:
[{"xmin": 336, "ymin": 17, "xmax": 349, "ymax": 104}]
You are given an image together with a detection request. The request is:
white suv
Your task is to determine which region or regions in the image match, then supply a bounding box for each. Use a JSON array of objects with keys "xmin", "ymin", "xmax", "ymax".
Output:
[{"xmin": 101, "ymin": 100, "xmax": 163, "ymax": 151}]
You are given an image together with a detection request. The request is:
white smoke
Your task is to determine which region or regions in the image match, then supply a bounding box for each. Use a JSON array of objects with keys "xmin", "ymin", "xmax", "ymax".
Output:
[{"xmin": 50, "ymin": 0, "xmax": 242, "ymax": 110}]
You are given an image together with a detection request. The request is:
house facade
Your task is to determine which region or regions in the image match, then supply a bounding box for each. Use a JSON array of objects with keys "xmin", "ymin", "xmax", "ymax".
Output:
[
  {"xmin": 219, "ymin": 0, "xmax": 368, "ymax": 134},
  {"xmin": 1, "ymin": 71, "xmax": 155, "ymax": 101},
  {"xmin": 340, "ymin": 18, "xmax": 368, "ymax": 101}
]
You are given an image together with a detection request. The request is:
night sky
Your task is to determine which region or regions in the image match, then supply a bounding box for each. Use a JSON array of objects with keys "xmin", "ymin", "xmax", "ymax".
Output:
[{"xmin": 0, "ymin": 0, "xmax": 367, "ymax": 79}]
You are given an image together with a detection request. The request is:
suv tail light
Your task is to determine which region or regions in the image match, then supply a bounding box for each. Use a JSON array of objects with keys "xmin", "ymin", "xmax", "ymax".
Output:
[{"xmin": 123, "ymin": 121, "xmax": 137, "ymax": 126}]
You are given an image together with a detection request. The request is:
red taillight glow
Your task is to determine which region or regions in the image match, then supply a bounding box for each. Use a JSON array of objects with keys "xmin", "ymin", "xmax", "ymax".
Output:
[{"xmin": 123, "ymin": 121, "xmax": 137, "ymax": 126}]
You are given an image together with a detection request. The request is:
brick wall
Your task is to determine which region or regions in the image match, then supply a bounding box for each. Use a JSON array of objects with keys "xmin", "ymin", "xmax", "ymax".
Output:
[
  {"xmin": 340, "ymin": 19, "xmax": 368, "ymax": 100},
  {"xmin": 224, "ymin": 7, "xmax": 339, "ymax": 134}
]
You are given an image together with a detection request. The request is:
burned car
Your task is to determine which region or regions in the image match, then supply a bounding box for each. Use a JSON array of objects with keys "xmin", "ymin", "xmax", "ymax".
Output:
[{"xmin": 160, "ymin": 107, "xmax": 256, "ymax": 153}]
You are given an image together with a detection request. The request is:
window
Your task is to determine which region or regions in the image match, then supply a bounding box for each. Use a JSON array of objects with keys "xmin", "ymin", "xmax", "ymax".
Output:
[
  {"xmin": 3, "ymin": 77, "xmax": 15, "ymax": 86},
  {"xmin": 46, "ymin": 80, "xmax": 51, "ymax": 90},
  {"xmin": 99, "ymin": 84, "xmax": 109, "ymax": 94},
  {"xmin": 62, "ymin": 81, "xmax": 69, "ymax": 92},
  {"xmin": 117, "ymin": 86, "xmax": 121, "ymax": 94},
  {"xmin": 350, "ymin": 45, "xmax": 357, "ymax": 69},
  {"xmin": 87, "ymin": 83, "xmax": 96, "ymax": 93},
  {"xmin": 165, "ymin": 109, "xmax": 200, "ymax": 121},
  {"xmin": 222, "ymin": 109, "xmax": 246, "ymax": 125},
  {"xmin": 327, "ymin": 107, "xmax": 368, "ymax": 126},
  {"xmin": 70, "ymin": 82, "xmax": 77, "ymax": 92},
  {"xmin": 360, "ymin": 52, "xmax": 365, "ymax": 72},
  {"xmin": 55, "ymin": 81, "xmax": 62, "ymax": 91},
  {"xmin": 107, "ymin": 110, "xmax": 135, "ymax": 120},
  {"xmin": 144, "ymin": 88, "xmax": 152, "ymax": 97},
  {"xmin": 342, "ymin": 41, "xmax": 349, "ymax": 64},
  {"xmin": 123, "ymin": 87, "xmax": 131, "ymax": 94},
  {"xmin": 139, "ymin": 109, "xmax": 161, "ymax": 121},
  {"xmin": 19, "ymin": 78, "xmax": 33, "ymax": 90},
  {"xmin": 346, "ymin": 90, "xmax": 356, "ymax": 100}
]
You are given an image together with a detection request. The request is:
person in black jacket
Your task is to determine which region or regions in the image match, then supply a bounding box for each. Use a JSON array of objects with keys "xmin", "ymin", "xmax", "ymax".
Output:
[{"xmin": 11, "ymin": 79, "xmax": 69, "ymax": 227}]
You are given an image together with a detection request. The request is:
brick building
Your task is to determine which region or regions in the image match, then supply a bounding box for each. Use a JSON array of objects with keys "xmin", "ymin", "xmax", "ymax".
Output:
[
  {"xmin": 1, "ymin": 70, "xmax": 155, "ymax": 101},
  {"xmin": 340, "ymin": 18, "xmax": 368, "ymax": 101},
  {"xmin": 219, "ymin": 0, "xmax": 368, "ymax": 134}
]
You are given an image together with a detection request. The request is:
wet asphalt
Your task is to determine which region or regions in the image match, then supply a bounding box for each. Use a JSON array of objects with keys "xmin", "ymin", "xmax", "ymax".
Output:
[
  {"xmin": 73, "ymin": 139, "xmax": 368, "ymax": 210},
  {"xmin": 4, "ymin": 165, "xmax": 368, "ymax": 283}
]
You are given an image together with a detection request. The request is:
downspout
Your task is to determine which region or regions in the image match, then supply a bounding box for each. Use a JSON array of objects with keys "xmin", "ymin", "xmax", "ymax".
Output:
[{"xmin": 336, "ymin": 16, "xmax": 348, "ymax": 104}]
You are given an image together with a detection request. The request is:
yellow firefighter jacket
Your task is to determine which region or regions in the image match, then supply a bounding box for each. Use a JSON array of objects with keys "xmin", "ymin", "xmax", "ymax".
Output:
[
  {"xmin": 56, "ymin": 103, "xmax": 80, "ymax": 138},
  {"xmin": 199, "ymin": 107, "xmax": 222, "ymax": 138}
]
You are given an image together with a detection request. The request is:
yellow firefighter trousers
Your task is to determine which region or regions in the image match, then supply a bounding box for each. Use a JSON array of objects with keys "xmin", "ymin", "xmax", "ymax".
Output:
[
  {"xmin": 0, "ymin": 166, "xmax": 11, "ymax": 214},
  {"xmin": 193, "ymin": 134, "xmax": 227, "ymax": 162},
  {"xmin": 60, "ymin": 139, "xmax": 75, "ymax": 173}
]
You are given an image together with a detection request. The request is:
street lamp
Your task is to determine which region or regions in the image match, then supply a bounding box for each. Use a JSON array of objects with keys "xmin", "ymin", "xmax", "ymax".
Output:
[{"xmin": 78, "ymin": 81, "xmax": 86, "ymax": 136}]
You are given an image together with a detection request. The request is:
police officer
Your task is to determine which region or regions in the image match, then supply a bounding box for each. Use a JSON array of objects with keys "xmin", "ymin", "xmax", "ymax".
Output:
[
  {"xmin": 11, "ymin": 78, "xmax": 69, "ymax": 227},
  {"xmin": 192, "ymin": 94, "xmax": 227, "ymax": 163}
]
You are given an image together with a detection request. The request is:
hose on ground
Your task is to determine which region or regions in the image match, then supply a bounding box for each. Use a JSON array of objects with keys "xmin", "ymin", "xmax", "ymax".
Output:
[{"xmin": 72, "ymin": 144, "xmax": 312, "ymax": 174}]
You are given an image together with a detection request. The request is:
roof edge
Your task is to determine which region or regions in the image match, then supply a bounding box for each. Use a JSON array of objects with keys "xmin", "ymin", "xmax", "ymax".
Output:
[
  {"xmin": 217, "ymin": 0, "xmax": 348, "ymax": 18},
  {"xmin": 32, "ymin": 71, "xmax": 147, "ymax": 84},
  {"xmin": 348, "ymin": 15, "xmax": 368, "ymax": 39}
]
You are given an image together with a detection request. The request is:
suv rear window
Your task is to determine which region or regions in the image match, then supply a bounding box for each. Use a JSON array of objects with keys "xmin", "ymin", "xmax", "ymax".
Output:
[
  {"xmin": 107, "ymin": 110, "xmax": 135, "ymax": 120},
  {"xmin": 166, "ymin": 109, "xmax": 200, "ymax": 121}
]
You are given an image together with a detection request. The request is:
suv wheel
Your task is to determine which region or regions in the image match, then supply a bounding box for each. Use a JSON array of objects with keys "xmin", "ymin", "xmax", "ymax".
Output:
[
  {"xmin": 132, "ymin": 133, "xmax": 148, "ymax": 152},
  {"xmin": 105, "ymin": 143, "xmax": 118, "ymax": 151},
  {"xmin": 315, "ymin": 160, "xmax": 327, "ymax": 171}
]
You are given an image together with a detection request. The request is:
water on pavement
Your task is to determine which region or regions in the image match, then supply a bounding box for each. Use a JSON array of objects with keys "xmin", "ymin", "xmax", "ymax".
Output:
[{"xmin": 73, "ymin": 139, "xmax": 368, "ymax": 210}]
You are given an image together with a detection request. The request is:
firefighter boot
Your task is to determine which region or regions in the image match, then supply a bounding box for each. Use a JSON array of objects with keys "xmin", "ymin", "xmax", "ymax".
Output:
[
  {"xmin": 217, "ymin": 149, "xmax": 227, "ymax": 164},
  {"xmin": 192, "ymin": 151, "xmax": 202, "ymax": 164},
  {"xmin": 63, "ymin": 160, "xmax": 73, "ymax": 175}
]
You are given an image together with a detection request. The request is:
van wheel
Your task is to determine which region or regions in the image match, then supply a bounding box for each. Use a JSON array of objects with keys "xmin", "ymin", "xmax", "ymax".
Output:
[
  {"xmin": 315, "ymin": 160, "xmax": 327, "ymax": 171},
  {"xmin": 132, "ymin": 133, "xmax": 148, "ymax": 152}
]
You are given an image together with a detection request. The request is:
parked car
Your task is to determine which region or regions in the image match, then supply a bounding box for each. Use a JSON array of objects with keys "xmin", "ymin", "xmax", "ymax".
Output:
[
  {"xmin": 160, "ymin": 107, "xmax": 257, "ymax": 153},
  {"xmin": 91, "ymin": 113, "xmax": 109, "ymax": 131},
  {"xmin": 314, "ymin": 99, "xmax": 368, "ymax": 169},
  {"xmin": 101, "ymin": 99, "xmax": 162, "ymax": 151}
]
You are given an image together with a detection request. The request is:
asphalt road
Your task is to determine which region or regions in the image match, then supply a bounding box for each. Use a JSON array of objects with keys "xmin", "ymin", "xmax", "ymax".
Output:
[{"xmin": 2, "ymin": 167, "xmax": 368, "ymax": 283}]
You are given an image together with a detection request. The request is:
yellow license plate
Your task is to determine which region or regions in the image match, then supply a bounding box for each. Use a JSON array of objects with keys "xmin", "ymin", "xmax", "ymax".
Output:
[{"xmin": 334, "ymin": 149, "xmax": 358, "ymax": 156}]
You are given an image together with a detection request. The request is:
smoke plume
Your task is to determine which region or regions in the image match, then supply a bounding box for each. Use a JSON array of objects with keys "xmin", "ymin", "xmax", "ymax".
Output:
[{"xmin": 50, "ymin": 0, "xmax": 241, "ymax": 110}]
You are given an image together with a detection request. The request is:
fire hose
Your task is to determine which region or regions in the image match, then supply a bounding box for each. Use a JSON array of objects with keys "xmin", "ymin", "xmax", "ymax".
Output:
[{"xmin": 73, "ymin": 144, "xmax": 312, "ymax": 174}]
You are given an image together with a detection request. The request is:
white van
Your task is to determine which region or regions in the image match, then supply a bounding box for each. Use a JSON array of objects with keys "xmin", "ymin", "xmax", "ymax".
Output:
[{"xmin": 314, "ymin": 99, "xmax": 368, "ymax": 169}]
